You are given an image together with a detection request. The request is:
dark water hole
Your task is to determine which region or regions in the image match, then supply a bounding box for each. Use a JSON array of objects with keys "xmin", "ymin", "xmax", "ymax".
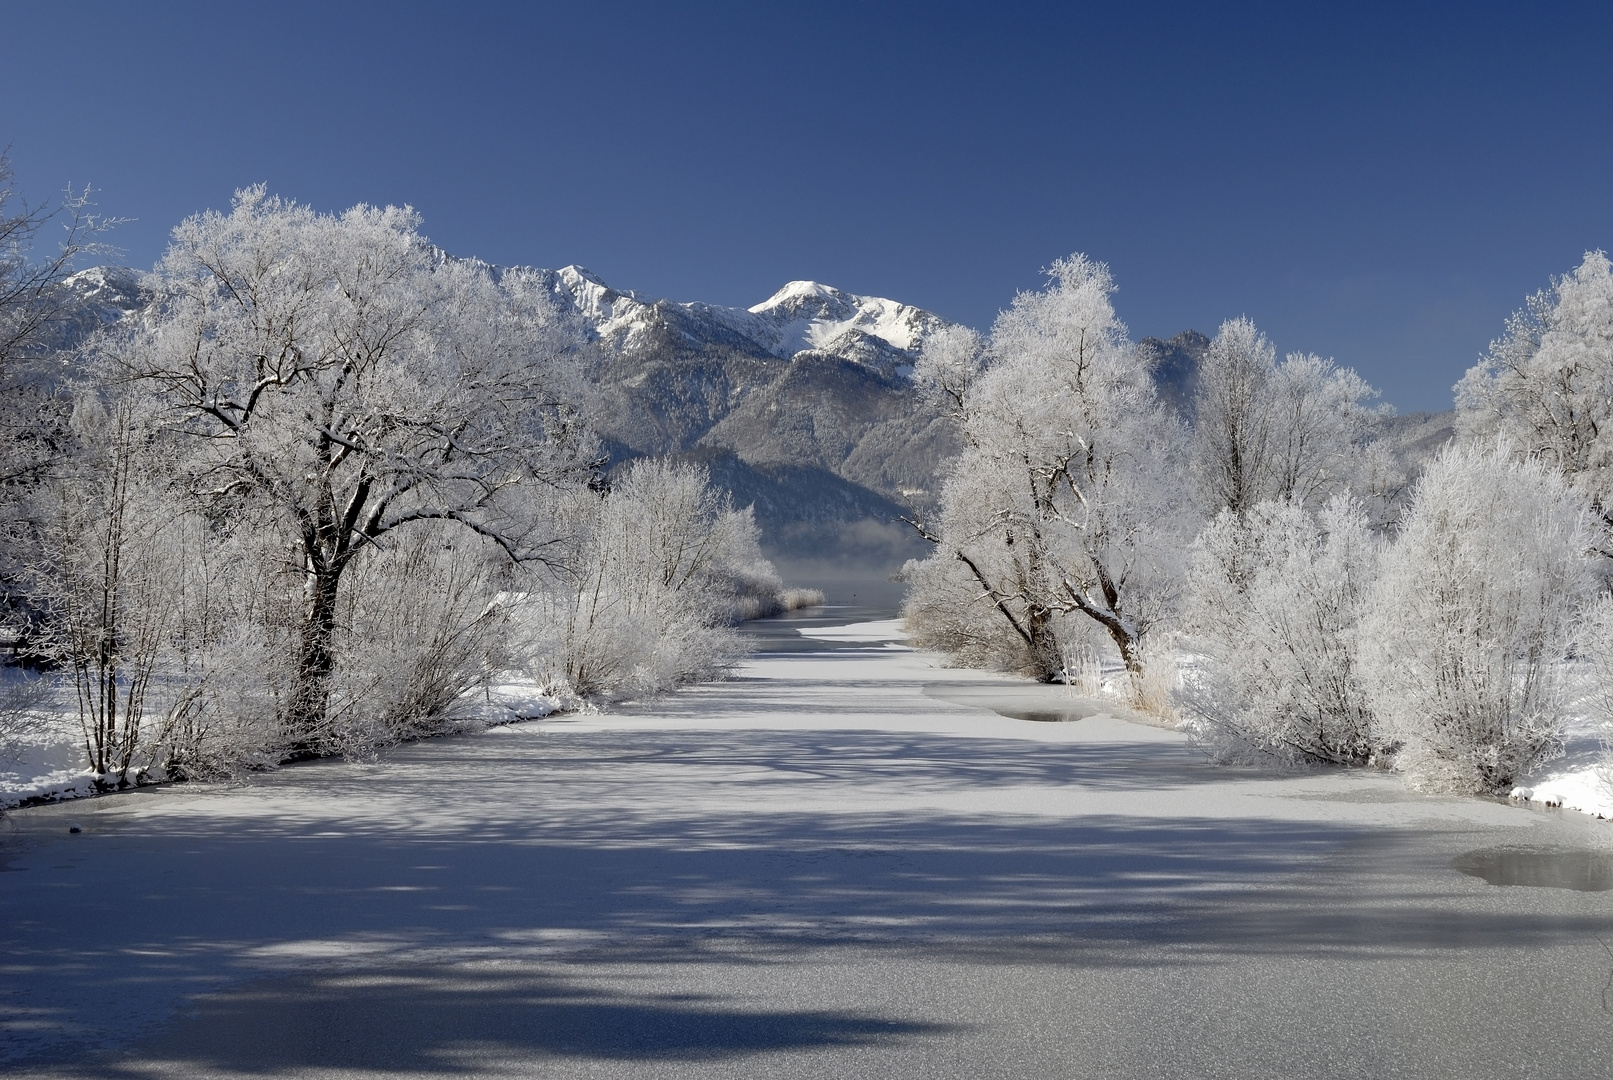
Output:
[
  {"xmin": 921, "ymin": 684, "xmax": 1106, "ymax": 724},
  {"xmin": 993, "ymin": 709, "xmax": 1087, "ymax": 723},
  {"xmin": 1452, "ymin": 848, "xmax": 1613, "ymax": 891}
]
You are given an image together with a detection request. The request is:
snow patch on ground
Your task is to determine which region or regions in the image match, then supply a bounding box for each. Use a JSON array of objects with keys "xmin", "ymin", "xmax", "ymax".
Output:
[
  {"xmin": 0, "ymin": 667, "xmax": 94, "ymax": 807},
  {"xmin": 0, "ymin": 766, "xmax": 99, "ymax": 808},
  {"xmin": 1509, "ymin": 714, "xmax": 1612, "ymax": 818},
  {"xmin": 0, "ymin": 670, "xmax": 572, "ymax": 808},
  {"xmin": 443, "ymin": 675, "xmax": 568, "ymax": 726}
]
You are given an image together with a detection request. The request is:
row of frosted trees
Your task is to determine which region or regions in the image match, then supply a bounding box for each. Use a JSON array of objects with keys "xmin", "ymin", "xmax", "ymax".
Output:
[
  {"xmin": 0, "ymin": 185, "xmax": 799, "ymax": 786},
  {"xmin": 903, "ymin": 251, "xmax": 1613, "ymax": 795}
]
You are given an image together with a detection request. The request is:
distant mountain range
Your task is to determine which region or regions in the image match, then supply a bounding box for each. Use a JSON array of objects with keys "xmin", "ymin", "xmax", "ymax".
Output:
[{"xmin": 520, "ymin": 266, "xmax": 960, "ymax": 560}]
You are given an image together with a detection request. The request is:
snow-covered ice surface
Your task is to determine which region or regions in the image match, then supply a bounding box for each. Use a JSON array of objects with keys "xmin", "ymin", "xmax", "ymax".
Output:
[
  {"xmin": 794, "ymin": 618, "xmax": 909, "ymax": 643},
  {"xmin": 439, "ymin": 676, "xmax": 567, "ymax": 726},
  {"xmin": 5, "ymin": 638, "xmax": 1613, "ymax": 1078}
]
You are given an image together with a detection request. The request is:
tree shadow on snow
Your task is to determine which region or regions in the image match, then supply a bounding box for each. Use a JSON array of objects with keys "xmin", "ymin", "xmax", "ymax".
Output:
[{"xmin": 58, "ymin": 964, "xmax": 948, "ymax": 1076}]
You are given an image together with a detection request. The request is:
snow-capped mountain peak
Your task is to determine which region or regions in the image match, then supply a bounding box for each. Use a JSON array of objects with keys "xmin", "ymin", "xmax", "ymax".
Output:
[
  {"xmin": 745, "ymin": 280, "xmax": 938, "ymax": 358},
  {"xmin": 538, "ymin": 267, "xmax": 950, "ymax": 372},
  {"xmin": 750, "ymin": 280, "xmax": 860, "ymax": 318},
  {"xmin": 59, "ymin": 265, "xmax": 145, "ymax": 312},
  {"xmin": 551, "ymin": 265, "xmax": 642, "ymax": 328}
]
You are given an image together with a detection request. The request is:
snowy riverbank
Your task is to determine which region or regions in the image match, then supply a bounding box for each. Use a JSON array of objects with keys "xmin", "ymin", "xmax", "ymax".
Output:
[{"xmin": 7, "ymin": 622, "xmax": 1612, "ymax": 822}]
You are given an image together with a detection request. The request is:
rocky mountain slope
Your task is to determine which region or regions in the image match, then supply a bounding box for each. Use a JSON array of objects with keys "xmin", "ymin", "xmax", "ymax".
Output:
[
  {"xmin": 1139, "ymin": 329, "xmax": 1210, "ymax": 420},
  {"xmin": 529, "ymin": 267, "xmax": 959, "ymax": 559}
]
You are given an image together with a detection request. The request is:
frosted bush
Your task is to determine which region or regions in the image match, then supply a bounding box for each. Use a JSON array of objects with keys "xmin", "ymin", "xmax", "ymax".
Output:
[
  {"xmin": 316, "ymin": 527, "xmax": 513, "ymax": 757},
  {"xmin": 0, "ymin": 669, "xmax": 50, "ymax": 766},
  {"xmin": 1566, "ymin": 595, "xmax": 1613, "ymax": 800},
  {"xmin": 1360, "ymin": 445, "xmax": 1597, "ymax": 793},
  {"xmin": 1180, "ymin": 497, "xmax": 1381, "ymax": 765},
  {"xmin": 515, "ymin": 460, "xmax": 776, "ymax": 700},
  {"xmin": 901, "ymin": 553, "xmax": 1038, "ymax": 674},
  {"xmin": 1129, "ymin": 633, "xmax": 1181, "ymax": 720}
]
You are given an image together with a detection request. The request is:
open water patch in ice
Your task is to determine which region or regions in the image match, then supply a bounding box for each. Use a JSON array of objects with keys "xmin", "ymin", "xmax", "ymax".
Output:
[
  {"xmin": 738, "ymin": 605, "xmax": 905, "ymax": 654},
  {"xmin": 1452, "ymin": 847, "xmax": 1613, "ymax": 891},
  {"xmin": 922, "ymin": 683, "xmax": 1110, "ymax": 724}
]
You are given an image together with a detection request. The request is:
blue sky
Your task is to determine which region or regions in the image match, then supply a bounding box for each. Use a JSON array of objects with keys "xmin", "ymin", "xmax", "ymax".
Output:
[{"xmin": 2, "ymin": 1, "xmax": 1608, "ymax": 412}]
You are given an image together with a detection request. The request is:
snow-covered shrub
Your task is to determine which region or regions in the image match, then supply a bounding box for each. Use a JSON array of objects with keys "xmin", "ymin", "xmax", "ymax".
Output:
[
  {"xmin": 1565, "ymin": 595, "xmax": 1613, "ymax": 801},
  {"xmin": 134, "ymin": 523, "xmax": 295, "ymax": 780},
  {"xmin": 21, "ymin": 390, "xmax": 294, "ymax": 783},
  {"xmin": 733, "ymin": 584, "xmax": 825, "ymax": 621},
  {"xmin": 1180, "ymin": 497, "xmax": 1381, "ymax": 765},
  {"xmin": 725, "ymin": 562, "xmax": 824, "ymax": 621},
  {"xmin": 1360, "ymin": 445, "xmax": 1597, "ymax": 793},
  {"xmin": 1130, "ymin": 633, "xmax": 1181, "ymax": 720},
  {"xmin": 0, "ymin": 667, "xmax": 49, "ymax": 766},
  {"xmin": 901, "ymin": 552, "xmax": 1038, "ymax": 674},
  {"xmin": 777, "ymin": 587, "xmax": 827, "ymax": 611},
  {"xmin": 28, "ymin": 392, "xmax": 199, "ymax": 785},
  {"xmin": 516, "ymin": 460, "xmax": 769, "ymax": 700}
]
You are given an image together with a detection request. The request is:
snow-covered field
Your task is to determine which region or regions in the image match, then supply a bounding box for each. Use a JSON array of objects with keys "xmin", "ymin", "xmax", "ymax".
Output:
[{"xmin": 4, "ymin": 624, "xmax": 1612, "ymax": 1078}]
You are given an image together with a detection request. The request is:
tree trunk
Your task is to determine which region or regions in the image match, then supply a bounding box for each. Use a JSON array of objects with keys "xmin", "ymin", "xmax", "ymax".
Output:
[
  {"xmin": 286, "ymin": 567, "xmax": 341, "ymax": 757},
  {"xmin": 1109, "ymin": 625, "xmax": 1142, "ymax": 674},
  {"xmin": 1024, "ymin": 604, "xmax": 1066, "ymax": 683}
]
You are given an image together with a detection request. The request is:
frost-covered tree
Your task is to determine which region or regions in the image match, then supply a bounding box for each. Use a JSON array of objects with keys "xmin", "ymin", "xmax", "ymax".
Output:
[
  {"xmin": 911, "ymin": 323, "xmax": 985, "ymax": 422},
  {"xmin": 1360, "ymin": 444, "xmax": 1597, "ymax": 793},
  {"xmin": 1194, "ymin": 317, "xmax": 1388, "ymax": 515},
  {"xmin": 1195, "ymin": 317, "xmax": 1274, "ymax": 515},
  {"xmin": 0, "ymin": 153, "xmax": 115, "ymax": 384},
  {"xmin": 0, "ymin": 155, "xmax": 119, "ymax": 647},
  {"xmin": 1266, "ymin": 353, "xmax": 1388, "ymax": 507},
  {"xmin": 101, "ymin": 188, "xmax": 592, "ymax": 747},
  {"xmin": 1180, "ymin": 496, "xmax": 1382, "ymax": 765},
  {"xmin": 27, "ymin": 391, "xmax": 173, "ymax": 783},
  {"xmin": 1455, "ymin": 251, "xmax": 1613, "ymax": 523},
  {"xmin": 905, "ymin": 255, "xmax": 1190, "ymax": 682}
]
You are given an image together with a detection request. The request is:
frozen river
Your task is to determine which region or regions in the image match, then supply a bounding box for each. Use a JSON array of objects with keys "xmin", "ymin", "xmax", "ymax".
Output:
[{"xmin": 4, "ymin": 623, "xmax": 1613, "ymax": 1077}]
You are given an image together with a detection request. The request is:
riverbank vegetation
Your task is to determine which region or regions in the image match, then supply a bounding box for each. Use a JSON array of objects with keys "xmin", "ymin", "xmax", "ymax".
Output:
[
  {"xmin": 905, "ymin": 250, "xmax": 1613, "ymax": 797},
  {"xmin": 0, "ymin": 175, "xmax": 815, "ymax": 789}
]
